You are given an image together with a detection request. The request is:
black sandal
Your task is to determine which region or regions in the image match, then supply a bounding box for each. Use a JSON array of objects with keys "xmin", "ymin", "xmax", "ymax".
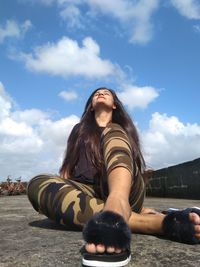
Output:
[
  {"xmin": 81, "ymin": 211, "xmax": 131, "ymax": 267},
  {"xmin": 163, "ymin": 207, "xmax": 200, "ymax": 244}
]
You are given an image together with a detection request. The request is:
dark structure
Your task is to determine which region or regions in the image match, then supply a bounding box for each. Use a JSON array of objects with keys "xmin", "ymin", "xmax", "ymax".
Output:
[{"xmin": 146, "ymin": 158, "xmax": 200, "ymax": 200}]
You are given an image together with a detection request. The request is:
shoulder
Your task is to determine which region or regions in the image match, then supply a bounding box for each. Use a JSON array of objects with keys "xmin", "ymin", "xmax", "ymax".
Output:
[
  {"xmin": 71, "ymin": 123, "xmax": 80, "ymax": 132},
  {"xmin": 69, "ymin": 123, "xmax": 80, "ymax": 138}
]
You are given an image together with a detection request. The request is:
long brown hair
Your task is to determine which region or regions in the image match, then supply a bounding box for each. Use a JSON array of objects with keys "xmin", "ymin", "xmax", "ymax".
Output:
[{"xmin": 59, "ymin": 87, "xmax": 145, "ymax": 179}]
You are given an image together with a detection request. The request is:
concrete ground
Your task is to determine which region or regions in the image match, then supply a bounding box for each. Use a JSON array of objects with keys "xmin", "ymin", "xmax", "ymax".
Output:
[{"xmin": 0, "ymin": 195, "xmax": 200, "ymax": 267}]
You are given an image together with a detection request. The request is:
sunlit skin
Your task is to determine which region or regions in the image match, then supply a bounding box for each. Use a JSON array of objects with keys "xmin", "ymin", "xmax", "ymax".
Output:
[
  {"xmin": 91, "ymin": 89, "xmax": 116, "ymax": 127},
  {"xmin": 85, "ymin": 90, "xmax": 200, "ymax": 254}
]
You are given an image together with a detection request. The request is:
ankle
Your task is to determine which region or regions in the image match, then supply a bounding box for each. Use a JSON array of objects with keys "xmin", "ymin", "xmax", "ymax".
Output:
[{"xmin": 104, "ymin": 195, "xmax": 131, "ymax": 222}]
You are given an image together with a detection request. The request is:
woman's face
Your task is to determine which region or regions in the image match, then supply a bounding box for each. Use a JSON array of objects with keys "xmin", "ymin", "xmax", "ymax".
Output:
[{"xmin": 91, "ymin": 89, "xmax": 116, "ymax": 111}]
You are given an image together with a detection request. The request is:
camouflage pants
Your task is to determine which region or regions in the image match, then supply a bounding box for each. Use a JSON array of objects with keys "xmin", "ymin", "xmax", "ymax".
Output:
[{"xmin": 27, "ymin": 123, "xmax": 145, "ymax": 230}]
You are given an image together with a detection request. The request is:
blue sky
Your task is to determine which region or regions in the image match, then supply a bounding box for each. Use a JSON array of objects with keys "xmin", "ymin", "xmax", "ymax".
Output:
[{"xmin": 0, "ymin": 0, "xmax": 200, "ymax": 181}]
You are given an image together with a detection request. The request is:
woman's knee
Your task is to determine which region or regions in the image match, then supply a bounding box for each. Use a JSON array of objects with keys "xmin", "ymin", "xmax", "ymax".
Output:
[
  {"xmin": 27, "ymin": 174, "xmax": 64, "ymax": 211},
  {"xmin": 27, "ymin": 175, "xmax": 103, "ymax": 227}
]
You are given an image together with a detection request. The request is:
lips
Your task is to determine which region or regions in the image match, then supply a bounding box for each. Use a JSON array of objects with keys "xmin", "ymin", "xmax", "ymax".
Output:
[{"xmin": 97, "ymin": 96, "xmax": 105, "ymax": 99}]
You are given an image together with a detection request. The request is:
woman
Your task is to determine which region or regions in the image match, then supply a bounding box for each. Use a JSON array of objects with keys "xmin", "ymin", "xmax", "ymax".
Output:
[{"xmin": 27, "ymin": 87, "xmax": 200, "ymax": 267}]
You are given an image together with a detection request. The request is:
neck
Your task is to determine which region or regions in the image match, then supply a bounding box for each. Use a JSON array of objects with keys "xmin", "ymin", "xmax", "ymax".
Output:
[{"xmin": 95, "ymin": 110, "xmax": 112, "ymax": 127}]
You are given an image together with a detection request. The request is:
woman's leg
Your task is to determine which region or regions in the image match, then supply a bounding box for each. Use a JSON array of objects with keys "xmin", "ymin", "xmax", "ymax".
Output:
[
  {"xmin": 104, "ymin": 167, "xmax": 200, "ymax": 244},
  {"xmin": 85, "ymin": 123, "xmax": 200, "ymax": 253},
  {"xmin": 100, "ymin": 123, "xmax": 146, "ymax": 219},
  {"xmin": 86, "ymin": 123, "xmax": 139, "ymax": 253},
  {"xmin": 27, "ymin": 174, "xmax": 104, "ymax": 229},
  {"xmin": 101, "ymin": 123, "xmax": 145, "ymax": 213}
]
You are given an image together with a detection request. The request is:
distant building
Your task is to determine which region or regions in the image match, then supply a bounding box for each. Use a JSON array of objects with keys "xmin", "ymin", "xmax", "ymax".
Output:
[{"xmin": 146, "ymin": 158, "xmax": 200, "ymax": 199}]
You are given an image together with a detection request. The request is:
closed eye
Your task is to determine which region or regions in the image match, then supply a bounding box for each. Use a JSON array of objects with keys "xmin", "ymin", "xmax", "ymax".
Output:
[{"xmin": 94, "ymin": 90, "xmax": 111, "ymax": 96}]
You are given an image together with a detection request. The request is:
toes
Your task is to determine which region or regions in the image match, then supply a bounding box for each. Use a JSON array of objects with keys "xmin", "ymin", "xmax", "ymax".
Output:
[
  {"xmin": 195, "ymin": 233, "xmax": 200, "ymax": 239},
  {"xmin": 85, "ymin": 243, "xmax": 96, "ymax": 254},
  {"xmin": 106, "ymin": 247, "xmax": 123, "ymax": 253},
  {"xmin": 194, "ymin": 230, "xmax": 200, "ymax": 239},
  {"xmin": 194, "ymin": 225, "xmax": 200, "ymax": 234},
  {"xmin": 96, "ymin": 244, "xmax": 105, "ymax": 253},
  {"xmin": 106, "ymin": 247, "xmax": 115, "ymax": 253},
  {"xmin": 115, "ymin": 248, "xmax": 122, "ymax": 254},
  {"xmin": 191, "ymin": 216, "xmax": 200, "ymax": 240},
  {"xmin": 189, "ymin": 212, "xmax": 200, "ymax": 225},
  {"xmin": 85, "ymin": 243, "xmax": 123, "ymax": 254}
]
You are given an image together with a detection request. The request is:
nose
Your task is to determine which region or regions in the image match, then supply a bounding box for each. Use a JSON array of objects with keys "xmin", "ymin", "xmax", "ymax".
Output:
[{"xmin": 98, "ymin": 92, "xmax": 104, "ymax": 96}]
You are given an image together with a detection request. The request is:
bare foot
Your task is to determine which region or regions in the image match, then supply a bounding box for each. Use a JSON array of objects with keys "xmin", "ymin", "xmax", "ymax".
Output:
[
  {"xmin": 189, "ymin": 212, "xmax": 200, "ymax": 239},
  {"xmin": 84, "ymin": 194, "xmax": 130, "ymax": 254},
  {"xmin": 85, "ymin": 243, "xmax": 122, "ymax": 254}
]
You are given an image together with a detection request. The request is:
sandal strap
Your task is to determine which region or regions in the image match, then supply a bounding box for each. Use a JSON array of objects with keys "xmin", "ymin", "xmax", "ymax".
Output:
[
  {"xmin": 163, "ymin": 208, "xmax": 200, "ymax": 244},
  {"xmin": 83, "ymin": 211, "xmax": 131, "ymax": 249}
]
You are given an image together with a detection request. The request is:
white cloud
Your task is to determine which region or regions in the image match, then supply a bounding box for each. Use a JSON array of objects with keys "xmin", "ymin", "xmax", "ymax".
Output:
[
  {"xmin": 20, "ymin": 0, "xmax": 200, "ymax": 45},
  {"xmin": 18, "ymin": 36, "xmax": 115, "ymax": 78},
  {"xmin": 20, "ymin": 0, "xmax": 160, "ymax": 44},
  {"xmin": 59, "ymin": 90, "xmax": 78, "ymax": 101},
  {"xmin": 57, "ymin": 0, "xmax": 82, "ymax": 4},
  {"xmin": 1, "ymin": 83, "xmax": 199, "ymax": 180},
  {"xmin": 19, "ymin": 0, "xmax": 55, "ymax": 5},
  {"xmin": 171, "ymin": 0, "xmax": 200, "ymax": 19},
  {"xmin": 39, "ymin": 0, "xmax": 55, "ymax": 5},
  {"xmin": 0, "ymin": 118, "xmax": 33, "ymax": 137},
  {"xmin": 39, "ymin": 115, "xmax": 79, "ymax": 149},
  {"xmin": 193, "ymin": 24, "xmax": 200, "ymax": 32},
  {"xmin": 0, "ymin": 19, "xmax": 32, "ymax": 43},
  {"xmin": 142, "ymin": 112, "xmax": 200, "ymax": 169},
  {"xmin": 60, "ymin": 5, "xmax": 83, "ymax": 28},
  {"xmin": 11, "ymin": 109, "xmax": 50, "ymax": 126},
  {"xmin": 0, "ymin": 82, "xmax": 13, "ymax": 119},
  {"xmin": 31, "ymin": 0, "xmax": 158, "ymax": 44},
  {"xmin": 23, "ymin": 0, "xmax": 200, "ymax": 45},
  {"xmin": 0, "ymin": 82, "xmax": 79, "ymax": 181},
  {"xmin": 117, "ymin": 85, "xmax": 159, "ymax": 110},
  {"xmin": 86, "ymin": 0, "xmax": 159, "ymax": 44}
]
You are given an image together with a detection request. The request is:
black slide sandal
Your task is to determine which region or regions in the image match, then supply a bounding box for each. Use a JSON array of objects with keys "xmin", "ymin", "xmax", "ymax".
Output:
[
  {"xmin": 163, "ymin": 207, "xmax": 200, "ymax": 244},
  {"xmin": 81, "ymin": 211, "xmax": 131, "ymax": 267}
]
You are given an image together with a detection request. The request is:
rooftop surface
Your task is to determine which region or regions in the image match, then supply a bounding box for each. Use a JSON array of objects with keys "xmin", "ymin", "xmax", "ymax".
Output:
[{"xmin": 0, "ymin": 195, "xmax": 200, "ymax": 267}]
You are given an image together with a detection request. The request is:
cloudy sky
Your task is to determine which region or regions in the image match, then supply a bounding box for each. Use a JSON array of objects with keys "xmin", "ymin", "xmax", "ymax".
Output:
[{"xmin": 0, "ymin": 0, "xmax": 200, "ymax": 181}]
